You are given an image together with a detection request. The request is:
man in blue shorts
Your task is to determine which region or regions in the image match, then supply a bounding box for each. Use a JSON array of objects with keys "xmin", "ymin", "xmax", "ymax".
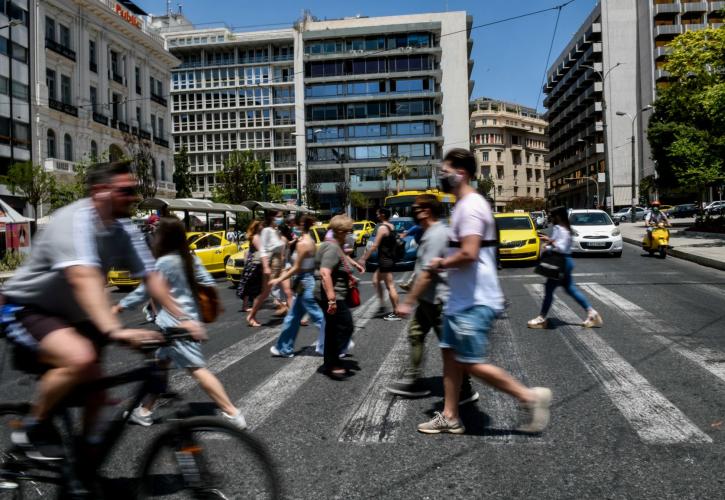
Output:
[{"xmin": 417, "ymin": 148, "xmax": 552, "ymax": 435}]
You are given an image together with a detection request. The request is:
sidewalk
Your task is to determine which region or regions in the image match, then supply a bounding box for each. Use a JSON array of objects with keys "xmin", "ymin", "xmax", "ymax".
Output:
[{"xmin": 618, "ymin": 220, "xmax": 725, "ymax": 271}]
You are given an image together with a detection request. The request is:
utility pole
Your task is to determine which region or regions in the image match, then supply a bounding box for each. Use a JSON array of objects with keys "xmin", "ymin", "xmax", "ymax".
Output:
[
  {"xmin": 296, "ymin": 161, "xmax": 302, "ymax": 206},
  {"xmin": 616, "ymin": 106, "xmax": 652, "ymax": 222}
]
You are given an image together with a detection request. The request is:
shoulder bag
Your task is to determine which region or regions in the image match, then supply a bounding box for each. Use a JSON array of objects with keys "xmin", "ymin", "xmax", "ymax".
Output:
[
  {"xmin": 337, "ymin": 245, "xmax": 361, "ymax": 308},
  {"xmin": 534, "ymin": 249, "xmax": 566, "ymax": 281},
  {"xmin": 197, "ymin": 283, "xmax": 223, "ymax": 323}
]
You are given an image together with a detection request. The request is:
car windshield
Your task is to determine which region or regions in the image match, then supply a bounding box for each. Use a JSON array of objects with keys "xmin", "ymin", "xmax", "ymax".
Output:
[
  {"xmin": 496, "ymin": 217, "xmax": 533, "ymax": 230},
  {"xmin": 312, "ymin": 227, "xmax": 328, "ymax": 242},
  {"xmin": 353, "ymin": 223, "xmax": 365, "ymax": 231},
  {"xmin": 372, "ymin": 219, "xmax": 415, "ymax": 235},
  {"xmin": 569, "ymin": 212, "xmax": 613, "ymax": 226}
]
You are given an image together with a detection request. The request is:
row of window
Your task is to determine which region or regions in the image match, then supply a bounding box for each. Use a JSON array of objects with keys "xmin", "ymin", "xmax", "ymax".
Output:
[
  {"xmin": 0, "ymin": 0, "xmax": 29, "ymax": 27},
  {"xmin": 172, "ymin": 109, "xmax": 293, "ymax": 132},
  {"xmin": 0, "ymin": 76, "xmax": 29, "ymax": 101},
  {"xmin": 0, "ymin": 36, "xmax": 29, "ymax": 64},
  {"xmin": 479, "ymin": 150, "xmax": 544, "ymax": 165},
  {"xmin": 307, "ymin": 122, "xmax": 436, "ymax": 142},
  {"xmin": 305, "ymin": 55, "xmax": 435, "ymax": 78},
  {"xmin": 175, "ymin": 131, "xmax": 274, "ymax": 152},
  {"xmin": 171, "ymin": 88, "xmax": 295, "ymax": 112},
  {"xmin": 175, "ymin": 45, "xmax": 293, "ymax": 64},
  {"xmin": 481, "ymin": 165, "xmax": 544, "ymax": 181},
  {"xmin": 305, "ymin": 165, "xmax": 433, "ymax": 184},
  {"xmin": 305, "ymin": 78, "xmax": 433, "ymax": 98},
  {"xmin": 171, "ymin": 66, "xmax": 294, "ymax": 89},
  {"xmin": 45, "ymin": 16, "xmax": 71, "ymax": 49},
  {"xmin": 307, "ymin": 100, "xmax": 436, "ymax": 121},
  {"xmin": 46, "ymin": 130, "xmax": 75, "ymax": 161},
  {"xmin": 305, "ymin": 33, "xmax": 433, "ymax": 55},
  {"xmin": 0, "ymin": 117, "xmax": 31, "ymax": 149},
  {"xmin": 307, "ymin": 143, "xmax": 435, "ymax": 162}
]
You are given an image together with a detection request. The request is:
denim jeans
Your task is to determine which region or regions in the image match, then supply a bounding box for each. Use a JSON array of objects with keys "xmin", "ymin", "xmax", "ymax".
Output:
[
  {"xmin": 540, "ymin": 255, "xmax": 591, "ymax": 317},
  {"xmin": 275, "ymin": 273, "xmax": 324, "ymax": 356}
]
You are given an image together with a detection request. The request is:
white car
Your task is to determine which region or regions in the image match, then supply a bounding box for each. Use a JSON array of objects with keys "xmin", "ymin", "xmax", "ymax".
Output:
[{"xmin": 569, "ymin": 209, "xmax": 623, "ymax": 257}]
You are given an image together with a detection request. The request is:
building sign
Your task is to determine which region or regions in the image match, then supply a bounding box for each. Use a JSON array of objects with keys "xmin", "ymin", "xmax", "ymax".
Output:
[{"xmin": 114, "ymin": 3, "xmax": 142, "ymax": 29}]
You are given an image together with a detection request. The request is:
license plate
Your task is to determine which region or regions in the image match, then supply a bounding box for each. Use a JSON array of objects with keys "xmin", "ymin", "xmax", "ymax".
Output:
[{"xmin": 587, "ymin": 242, "xmax": 607, "ymax": 247}]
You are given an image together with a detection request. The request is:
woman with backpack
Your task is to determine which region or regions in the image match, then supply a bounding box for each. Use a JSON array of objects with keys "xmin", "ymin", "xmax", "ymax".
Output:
[
  {"xmin": 527, "ymin": 206, "xmax": 603, "ymax": 329},
  {"xmin": 358, "ymin": 208, "xmax": 401, "ymax": 321},
  {"xmin": 114, "ymin": 218, "xmax": 247, "ymax": 429}
]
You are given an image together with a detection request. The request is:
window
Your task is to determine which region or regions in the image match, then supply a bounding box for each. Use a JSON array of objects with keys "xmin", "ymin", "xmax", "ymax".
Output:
[
  {"xmin": 111, "ymin": 51, "xmax": 120, "ymax": 76},
  {"xmin": 89, "ymin": 40, "xmax": 96, "ymax": 71},
  {"xmin": 60, "ymin": 75, "xmax": 71, "ymax": 104},
  {"xmin": 158, "ymin": 117, "xmax": 164, "ymax": 137},
  {"xmin": 47, "ymin": 129, "xmax": 56, "ymax": 158},
  {"xmin": 90, "ymin": 86, "xmax": 97, "ymax": 111},
  {"xmin": 46, "ymin": 69, "xmax": 56, "ymax": 100},
  {"xmin": 481, "ymin": 151, "xmax": 489, "ymax": 162},
  {"xmin": 135, "ymin": 67, "xmax": 141, "ymax": 93},
  {"xmin": 136, "ymin": 106, "xmax": 141, "ymax": 124},
  {"xmin": 0, "ymin": 75, "xmax": 7, "ymax": 95},
  {"xmin": 45, "ymin": 17, "xmax": 55, "ymax": 41},
  {"xmin": 59, "ymin": 24, "xmax": 70, "ymax": 49},
  {"xmin": 63, "ymin": 133, "xmax": 73, "ymax": 161},
  {"xmin": 12, "ymin": 81, "xmax": 28, "ymax": 100},
  {"xmin": 160, "ymin": 161, "xmax": 166, "ymax": 181},
  {"xmin": 90, "ymin": 140, "xmax": 98, "ymax": 160}
]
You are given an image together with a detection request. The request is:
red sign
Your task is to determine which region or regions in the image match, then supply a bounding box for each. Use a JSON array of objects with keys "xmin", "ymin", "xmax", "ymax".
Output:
[{"xmin": 114, "ymin": 3, "xmax": 142, "ymax": 29}]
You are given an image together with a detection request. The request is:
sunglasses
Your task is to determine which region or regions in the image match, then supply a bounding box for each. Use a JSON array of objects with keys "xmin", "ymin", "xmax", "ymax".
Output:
[{"xmin": 115, "ymin": 186, "xmax": 139, "ymax": 197}]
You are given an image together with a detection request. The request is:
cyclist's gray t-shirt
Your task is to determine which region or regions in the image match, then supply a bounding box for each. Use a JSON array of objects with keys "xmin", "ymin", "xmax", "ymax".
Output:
[{"xmin": 2, "ymin": 198, "xmax": 154, "ymax": 323}]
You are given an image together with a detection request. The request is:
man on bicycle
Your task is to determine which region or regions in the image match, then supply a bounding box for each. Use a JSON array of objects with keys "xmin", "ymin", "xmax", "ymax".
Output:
[{"xmin": 0, "ymin": 160, "xmax": 204, "ymax": 461}]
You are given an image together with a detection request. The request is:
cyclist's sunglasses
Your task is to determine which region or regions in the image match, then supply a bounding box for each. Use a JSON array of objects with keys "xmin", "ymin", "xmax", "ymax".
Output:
[{"xmin": 115, "ymin": 185, "xmax": 139, "ymax": 197}]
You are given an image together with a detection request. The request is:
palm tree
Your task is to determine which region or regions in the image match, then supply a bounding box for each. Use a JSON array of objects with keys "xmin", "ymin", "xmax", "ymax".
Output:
[{"xmin": 384, "ymin": 155, "xmax": 410, "ymax": 194}]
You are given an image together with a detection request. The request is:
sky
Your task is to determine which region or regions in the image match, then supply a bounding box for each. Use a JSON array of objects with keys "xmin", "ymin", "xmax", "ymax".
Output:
[{"xmin": 141, "ymin": 0, "xmax": 599, "ymax": 112}]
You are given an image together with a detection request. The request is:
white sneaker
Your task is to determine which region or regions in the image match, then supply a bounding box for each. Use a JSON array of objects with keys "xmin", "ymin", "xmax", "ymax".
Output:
[
  {"xmin": 583, "ymin": 310, "xmax": 603, "ymax": 328},
  {"xmin": 527, "ymin": 316, "xmax": 548, "ymax": 329},
  {"xmin": 517, "ymin": 387, "xmax": 552, "ymax": 434},
  {"xmin": 143, "ymin": 304, "xmax": 155, "ymax": 323},
  {"xmin": 222, "ymin": 410, "xmax": 248, "ymax": 430},
  {"xmin": 270, "ymin": 345, "xmax": 294, "ymax": 358},
  {"xmin": 128, "ymin": 406, "xmax": 153, "ymax": 427}
]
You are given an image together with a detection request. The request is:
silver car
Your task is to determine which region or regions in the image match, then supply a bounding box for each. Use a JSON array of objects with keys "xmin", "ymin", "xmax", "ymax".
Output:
[{"xmin": 613, "ymin": 206, "xmax": 646, "ymax": 222}]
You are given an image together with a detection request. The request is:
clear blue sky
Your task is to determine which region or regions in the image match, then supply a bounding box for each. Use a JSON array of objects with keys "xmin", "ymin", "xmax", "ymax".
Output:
[{"xmin": 142, "ymin": 0, "xmax": 598, "ymax": 111}]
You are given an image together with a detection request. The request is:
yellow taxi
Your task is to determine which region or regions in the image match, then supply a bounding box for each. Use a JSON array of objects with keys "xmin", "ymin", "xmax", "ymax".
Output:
[
  {"xmin": 352, "ymin": 220, "xmax": 375, "ymax": 247},
  {"xmin": 107, "ymin": 269, "xmax": 142, "ymax": 290},
  {"xmin": 188, "ymin": 231, "xmax": 239, "ymax": 273},
  {"xmin": 494, "ymin": 213, "xmax": 540, "ymax": 262},
  {"xmin": 310, "ymin": 224, "xmax": 329, "ymax": 247},
  {"xmin": 225, "ymin": 240, "xmax": 250, "ymax": 284}
]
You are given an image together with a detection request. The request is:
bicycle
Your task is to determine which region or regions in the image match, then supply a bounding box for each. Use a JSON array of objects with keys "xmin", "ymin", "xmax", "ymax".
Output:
[{"xmin": 0, "ymin": 330, "xmax": 282, "ymax": 499}]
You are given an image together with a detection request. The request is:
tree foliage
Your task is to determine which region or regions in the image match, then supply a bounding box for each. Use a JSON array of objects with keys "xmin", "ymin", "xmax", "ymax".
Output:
[
  {"xmin": 214, "ymin": 150, "xmax": 264, "ymax": 203},
  {"xmin": 647, "ymin": 27, "xmax": 725, "ymax": 202},
  {"xmin": 504, "ymin": 197, "xmax": 546, "ymax": 212},
  {"xmin": 384, "ymin": 156, "xmax": 411, "ymax": 194},
  {"xmin": 123, "ymin": 133, "xmax": 157, "ymax": 200},
  {"xmin": 5, "ymin": 162, "xmax": 55, "ymax": 224},
  {"xmin": 267, "ymin": 184, "xmax": 284, "ymax": 203},
  {"xmin": 476, "ymin": 176, "xmax": 495, "ymax": 197},
  {"xmin": 305, "ymin": 170, "xmax": 322, "ymax": 210},
  {"xmin": 173, "ymin": 146, "xmax": 193, "ymax": 198},
  {"xmin": 336, "ymin": 177, "xmax": 351, "ymax": 214},
  {"xmin": 350, "ymin": 191, "xmax": 372, "ymax": 219}
]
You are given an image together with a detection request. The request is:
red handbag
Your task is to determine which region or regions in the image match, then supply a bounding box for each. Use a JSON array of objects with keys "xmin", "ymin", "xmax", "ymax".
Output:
[{"xmin": 337, "ymin": 246, "xmax": 361, "ymax": 308}]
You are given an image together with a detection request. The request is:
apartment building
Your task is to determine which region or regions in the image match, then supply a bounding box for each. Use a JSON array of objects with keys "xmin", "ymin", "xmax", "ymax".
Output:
[
  {"xmin": 160, "ymin": 12, "xmax": 473, "ymax": 209},
  {"xmin": 544, "ymin": 0, "xmax": 724, "ymax": 210},
  {"xmin": 470, "ymin": 97, "xmax": 548, "ymax": 212},
  {"xmin": 0, "ymin": 0, "xmax": 31, "ymax": 213},
  {"xmin": 159, "ymin": 19, "xmax": 297, "ymax": 198},
  {"xmin": 31, "ymin": 0, "xmax": 178, "ymax": 200}
]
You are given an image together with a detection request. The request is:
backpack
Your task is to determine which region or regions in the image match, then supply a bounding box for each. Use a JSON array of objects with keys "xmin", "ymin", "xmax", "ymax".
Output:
[{"xmin": 393, "ymin": 233, "xmax": 406, "ymax": 261}]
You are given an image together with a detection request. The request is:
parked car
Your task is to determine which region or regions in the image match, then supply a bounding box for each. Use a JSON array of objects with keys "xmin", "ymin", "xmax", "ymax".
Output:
[
  {"xmin": 494, "ymin": 213, "xmax": 540, "ymax": 262},
  {"xmin": 613, "ymin": 206, "xmax": 646, "ymax": 222},
  {"xmin": 187, "ymin": 231, "xmax": 239, "ymax": 273},
  {"xmin": 224, "ymin": 239, "xmax": 251, "ymax": 284},
  {"xmin": 569, "ymin": 209, "xmax": 623, "ymax": 257},
  {"xmin": 364, "ymin": 217, "xmax": 418, "ymax": 270},
  {"xmin": 668, "ymin": 203, "xmax": 699, "ymax": 219},
  {"xmin": 530, "ymin": 211, "xmax": 547, "ymax": 229},
  {"xmin": 705, "ymin": 201, "xmax": 725, "ymax": 215},
  {"xmin": 352, "ymin": 220, "xmax": 375, "ymax": 247}
]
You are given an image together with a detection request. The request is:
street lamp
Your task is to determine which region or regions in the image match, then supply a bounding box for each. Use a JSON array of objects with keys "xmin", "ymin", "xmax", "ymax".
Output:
[
  {"xmin": 616, "ymin": 105, "xmax": 653, "ymax": 222},
  {"xmin": 581, "ymin": 62, "xmax": 622, "ymax": 213}
]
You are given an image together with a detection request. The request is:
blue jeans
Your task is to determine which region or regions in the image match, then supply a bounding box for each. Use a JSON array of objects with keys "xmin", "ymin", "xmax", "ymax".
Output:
[
  {"xmin": 540, "ymin": 255, "xmax": 591, "ymax": 317},
  {"xmin": 275, "ymin": 273, "xmax": 324, "ymax": 356}
]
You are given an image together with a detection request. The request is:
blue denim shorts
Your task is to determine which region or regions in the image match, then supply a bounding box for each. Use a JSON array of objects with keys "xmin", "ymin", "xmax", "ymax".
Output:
[
  {"xmin": 440, "ymin": 305, "xmax": 497, "ymax": 364},
  {"xmin": 157, "ymin": 339, "xmax": 206, "ymax": 369}
]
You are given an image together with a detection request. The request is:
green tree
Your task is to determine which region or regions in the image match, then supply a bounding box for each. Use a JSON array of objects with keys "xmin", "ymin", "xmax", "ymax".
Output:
[
  {"xmin": 173, "ymin": 146, "xmax": 193, "ymax": 198},
  {"xmin": 214, "ymin": 150, "xmax": 263, "ymax": 203},
  {"xmin": 305, "ymin": 171, "xmax": 322, "ymax": 210},
  {"xmin": 384, "ymin": 156, "xmax": 410, "ymax": 194},
  {"xmin": 504, "ymin": 197, "xmax": 546, "ymax": 212},
  {"xmin": 123, "ymin": 133, "xmax": 157, "ymax": 200},
  {"xmin": 350, "ymin": 191, "xmax": 372, "ymax": 219},
  {"xmin": 647, "ymin": 27, "xmax": 725, "ymax": 206},
  {"xmin": 267, "ymin": 184, "xmax": 284, "ymax": 203},
  {"xmin": 476, "ymin": 176, "xmax": 495, "ymax": 198},
  {"xmin": 5, "ymin": 162, "xmax": 55, "ymax": 225}
]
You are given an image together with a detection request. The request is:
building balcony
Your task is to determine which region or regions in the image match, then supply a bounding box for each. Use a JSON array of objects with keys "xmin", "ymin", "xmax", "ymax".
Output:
[
  {"xmin": 45, "ymin": 38, "xmax": 76, "ymax": 61},
  {"xmin": 655, "ymin": 24, "xmax": 684, "ymax": 36},
  {"xmin": 44, "ymin": 158, "xmax": 77, "ymax": 174},
  {"xmin": 48, "ymin": 98, "xmax": 78, "ymax": 117},
  {"xmin": 655, "ymin": 45, "xmax": 673, "ymax": 58},
  {"xmin": 157, "ymin": 181, "xmax": 176, "ymax": 192},
  {"xmin": 656, "ymin": 68, "xmax": 671, "ymax": 80},
  {"xmin": 118, "ymin": 121, "xmax": 130, "ymax": 133},
  {"xmin": 654, "ymin": 3, "xmax": 681, "ymax": 16},
  {"xmin": 150, "ymin": 93, "xmax": 167, "ymax": 107},
  {"xmin": 92, "ymin": 112, "xmax": 109, "ymax": 125},
  {"xmin": 682, "ymin": 23, "xmax": 708, "ymax": 32},
  {"xmin": 139, "ymin": 129, "xmax": 152, "ymax": 140},
  {"xmin": 154, "ymin": 136, "xmax": 170, "ymax": 148},
  {"xmin": 682, "ymin": 1, "xmax": 708, "ymax": 13},
  {"xmin": 710, "ymin": 1, "xmax": 725, "ymax": 11},
  {"xmin": 111, "ymin": 73, "xmax": 124, "ymax": 85}
]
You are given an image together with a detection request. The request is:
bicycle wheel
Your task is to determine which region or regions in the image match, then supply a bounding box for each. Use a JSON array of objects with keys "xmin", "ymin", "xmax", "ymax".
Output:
[
  {"xmin": 0, "ymin": 403, "xmax": 63, "ymax": 500},
  {"xmin": 138, "ymin": 417, "xmax": 281, "ymax": 499}
]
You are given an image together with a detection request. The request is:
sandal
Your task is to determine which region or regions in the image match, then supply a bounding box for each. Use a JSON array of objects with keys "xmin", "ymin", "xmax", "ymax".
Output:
[{"xmin": 246, "ymin": 315, "xmax": 261, "ymax": 327}]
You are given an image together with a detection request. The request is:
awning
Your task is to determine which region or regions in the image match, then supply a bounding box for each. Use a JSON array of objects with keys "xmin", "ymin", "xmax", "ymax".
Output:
[
  {"xmin": 0, "ymin": 198, "xmax": 32, "ymax": 224},
  {"xmin": 242, "ymin": 201, "xmax": 296, "ymax": 212},
  {"xmin": 139, "ymin": 198, "xmax": 251, "ymax": 213}
]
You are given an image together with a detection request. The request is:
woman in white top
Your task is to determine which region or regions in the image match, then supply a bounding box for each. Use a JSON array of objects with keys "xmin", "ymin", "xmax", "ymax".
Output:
[
  {"xmin": 528, "ymin": 206, "xmax": 603, "ymax": 329},
  {"xmin": 246, "ymin": 212, "xmax": 286, "ymax": 327}
]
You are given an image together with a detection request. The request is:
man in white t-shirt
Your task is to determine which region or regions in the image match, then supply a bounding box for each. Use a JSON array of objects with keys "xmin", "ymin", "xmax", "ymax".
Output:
[{"xmin": 417, "ymin": 148, "xmax": 552, "ymax": 435}]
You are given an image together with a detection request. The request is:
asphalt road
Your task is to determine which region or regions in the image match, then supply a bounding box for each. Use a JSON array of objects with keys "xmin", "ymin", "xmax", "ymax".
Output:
[{"xmin": 1, "ymin": 241, "xmax": 725, "ymax": 499}]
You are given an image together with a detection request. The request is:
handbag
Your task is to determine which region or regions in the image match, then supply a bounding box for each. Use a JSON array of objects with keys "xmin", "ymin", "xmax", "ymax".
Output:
[
  {"xmin": 197, "ymin": 283, "xmax": 223, "ymax": 323},
  {"xmin": 337, "ymin": 246, "xmax": 361, "ymax": 308},
  {"xmin": 534, "ymin": 249, "xmax": 566, "ymax": 280}
]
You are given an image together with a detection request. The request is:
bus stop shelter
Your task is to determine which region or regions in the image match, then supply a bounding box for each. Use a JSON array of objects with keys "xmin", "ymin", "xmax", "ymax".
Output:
[{"xmin": 139, "ymin": 198, "xmax": 252, "ymax": 232}]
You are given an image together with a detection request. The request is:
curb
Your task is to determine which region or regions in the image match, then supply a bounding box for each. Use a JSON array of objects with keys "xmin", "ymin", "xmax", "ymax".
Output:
[{"xmin": 622, "ymin": 236, "xmax": 725, "ymax": 272}]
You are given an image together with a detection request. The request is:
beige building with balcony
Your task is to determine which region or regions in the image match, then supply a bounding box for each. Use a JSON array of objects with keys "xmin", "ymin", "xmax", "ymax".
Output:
[{"xmin": 470, "ymin": 97, "xmax": 548, "ymax": 212}]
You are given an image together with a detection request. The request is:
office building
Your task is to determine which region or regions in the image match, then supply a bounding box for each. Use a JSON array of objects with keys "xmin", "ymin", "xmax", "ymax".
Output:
[
  {"xmin": 31, "ymin": 0, "xmax": 178, "ymax": 203},
  {"xmin": 470, "ymin": 97, "xmax": 548, "ymax": 212},
  {"xmin": 544, "ymin": 0, "xmax": 723, "ymax": 210},
  {"xmin": 0, "ymin": 0, "xmax": 31, "ymax": 213},
  {"xmin": 161, "ymin": 11, "xmax": 473, "ymax": 209}
]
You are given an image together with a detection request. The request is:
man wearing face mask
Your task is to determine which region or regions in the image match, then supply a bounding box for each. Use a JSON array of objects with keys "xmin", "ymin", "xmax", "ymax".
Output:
[{"xmin": 416, "ymin": 148, "xmax": 552, "ymax": 435}]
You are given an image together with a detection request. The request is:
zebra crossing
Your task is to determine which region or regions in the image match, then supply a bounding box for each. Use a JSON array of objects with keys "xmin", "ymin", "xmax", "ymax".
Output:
[{"xmin": 163, "ymin": 280, "xmax": 725, "ymax": 448}]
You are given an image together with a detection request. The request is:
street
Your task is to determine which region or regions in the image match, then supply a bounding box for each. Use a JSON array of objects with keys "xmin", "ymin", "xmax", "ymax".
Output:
[{"xmin": 1, "ymin": 240, "xmax": 725, "ymax": 499}]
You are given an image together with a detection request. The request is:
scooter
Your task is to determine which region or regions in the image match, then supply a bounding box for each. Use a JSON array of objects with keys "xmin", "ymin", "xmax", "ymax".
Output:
[{"xmin": 642, "ymin": 221, "xmax": 670, "ymax": 258}]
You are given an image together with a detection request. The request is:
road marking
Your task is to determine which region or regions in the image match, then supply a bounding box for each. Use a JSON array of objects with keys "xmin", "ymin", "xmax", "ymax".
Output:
[
  {"xmin": 579, "ymin": 283, "xmax": 674, "ymax": 333},
  {"xmin": 236, "ymin": 296, "xmax": 379, "ymax": 430},
  {"xmin": 338, "ymin": 321, "xmax": 410, "ymax": 443},
  {"xmin": 654, "ymin": 336, "xmax": 725, "ymax": 386},
  {"xmin": 499, "ymin": 272, "xmax": 679, "ymax": 280},
  {"xmin": 525, "ymin": 284, "xmax": 711, "ymax": 445}
]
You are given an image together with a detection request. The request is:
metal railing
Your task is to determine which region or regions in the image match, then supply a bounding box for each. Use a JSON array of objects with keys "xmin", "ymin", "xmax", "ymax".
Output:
[
  {"xmin": 44, "ymin": 158, "xmax": 77, "ymax": 173},
  {"xmin": 45, "ymin": 38, "xmax": 76, "ymax": 61},
  {"xmin": 49, "ymin": 98, "xmax": 78, "ymax": 117}
]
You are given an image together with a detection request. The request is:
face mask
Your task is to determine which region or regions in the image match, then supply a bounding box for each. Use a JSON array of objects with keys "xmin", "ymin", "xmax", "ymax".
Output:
[{"xmin": 438, "ymin": 171, "xmax": 463, "ymax": 193}]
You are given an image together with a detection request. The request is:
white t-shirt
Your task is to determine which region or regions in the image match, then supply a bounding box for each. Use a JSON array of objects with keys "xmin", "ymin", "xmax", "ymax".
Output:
[
  {"xmin": 445, "ymin": 191, "xmax": 504, "ymax": 314},
  {"xmin": 549, "ymin": 225, "xmax": 571, "ymax": 254}
]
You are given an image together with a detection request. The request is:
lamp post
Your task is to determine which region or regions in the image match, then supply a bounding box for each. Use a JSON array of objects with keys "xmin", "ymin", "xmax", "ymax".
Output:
[
  {"xmin": 581, "ymin": 62, "xmax": 622, "ymax": 213},
  {"xmin": 616, "ymin": 105, "xmax": 653, "ymax": 222},
  {"xmin": 577, "ymin": 138, "xmax": 591, "ymax": 208}
]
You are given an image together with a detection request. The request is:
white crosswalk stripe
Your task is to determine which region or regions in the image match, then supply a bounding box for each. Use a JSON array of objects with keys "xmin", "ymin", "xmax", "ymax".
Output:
[
  {"xmin": 525, "ymin": 283, "xmax": 712, "ymax": 445},
  {"xmin": 654, "ymin": 336, "xmax": 725, "ymax": 387},
  {"xmin": 579, "ymin": 283, "xmax": 674, "ymax": 333}
]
